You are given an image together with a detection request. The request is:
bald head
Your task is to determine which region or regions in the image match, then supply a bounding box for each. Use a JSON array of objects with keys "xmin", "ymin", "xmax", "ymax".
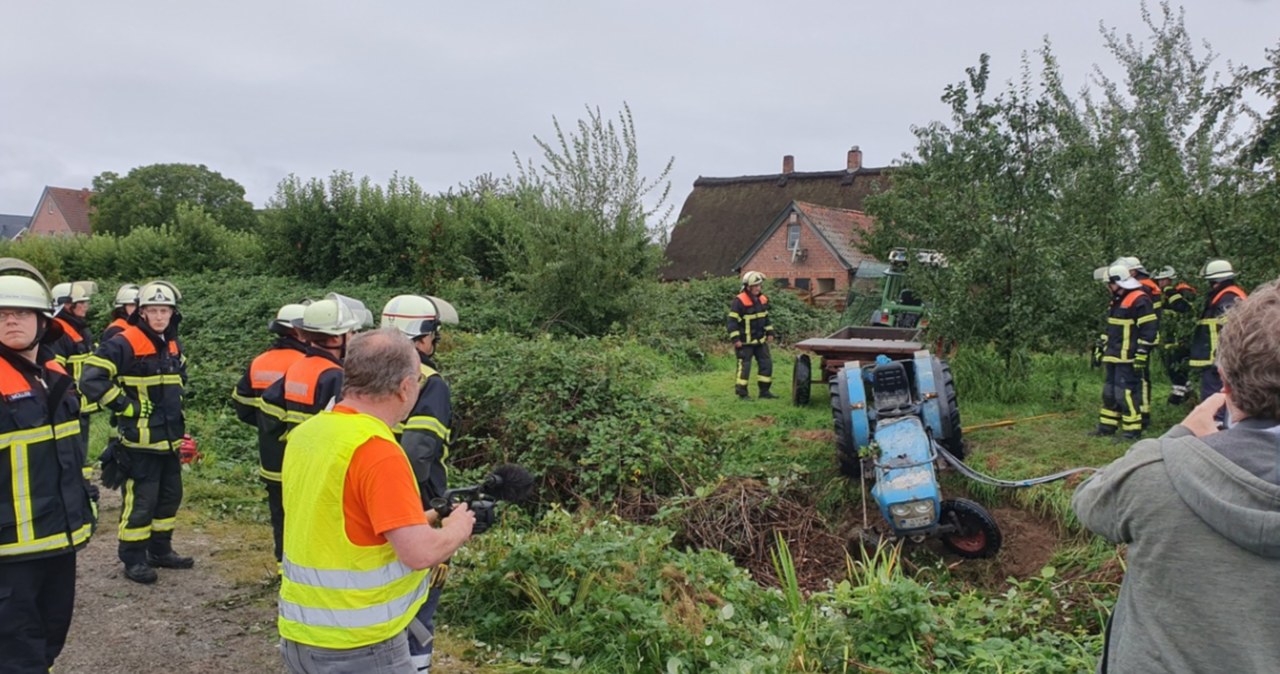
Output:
[{"xmin": 342, "ymin": 328, "xmax": 418, "ymax": 400}]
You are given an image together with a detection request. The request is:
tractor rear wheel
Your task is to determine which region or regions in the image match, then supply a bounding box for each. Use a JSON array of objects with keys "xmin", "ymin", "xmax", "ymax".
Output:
[
  {"xmin": 934, "ymin": 359, "xmax": 966, "ymax": 461},
  {"xmin": 792, "ymin": 355, "xmax": 812, "ymax": 406},
  {"xmin": 830, "ymin": 376, "xmax": 862, "ymax": 477},
  {"xmin": 939, "ymin": 498, "xmax": 1001, "ymax": 559}
]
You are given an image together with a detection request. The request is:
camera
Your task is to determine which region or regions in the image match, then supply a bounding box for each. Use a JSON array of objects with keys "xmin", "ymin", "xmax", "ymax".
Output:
[{"xmin": 428, "ymin": 464, "xmax": 534, "ymax": 534}]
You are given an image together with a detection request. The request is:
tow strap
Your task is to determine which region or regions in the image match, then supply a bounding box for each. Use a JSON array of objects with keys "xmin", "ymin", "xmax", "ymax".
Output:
[{"xmin": 935, "ymin": 444, "xmax": 1097, "ymax": 489}]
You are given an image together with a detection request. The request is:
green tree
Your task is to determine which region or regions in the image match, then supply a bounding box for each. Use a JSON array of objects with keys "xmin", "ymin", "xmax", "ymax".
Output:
[
  {"xmin": 500, "ymin": 103, "xmax": 675, "ymax": 335},
  {"xmin": 89, "ymin": 163, "xmax": 257, "ymax": 235}
]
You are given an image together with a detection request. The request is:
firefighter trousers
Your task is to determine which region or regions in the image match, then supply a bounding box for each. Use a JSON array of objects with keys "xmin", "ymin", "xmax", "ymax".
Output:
[
  {"xmin": 1100, "ymin": 363, "xmax": 1142, "ymax": 433},
  {"xmin": 117, "ymin": 449, "xmax": 184, "ymax": 566},
  {"xmin": 265, "ymin": 481, "xmax": 285, "ymax": 566},
  {"xmin": 735, "ymin": 344, "xmax": 772, "ymax": 390},
  {"xmin": 0, "ymin": 551, "xmax": 77, "ymax": 673}
]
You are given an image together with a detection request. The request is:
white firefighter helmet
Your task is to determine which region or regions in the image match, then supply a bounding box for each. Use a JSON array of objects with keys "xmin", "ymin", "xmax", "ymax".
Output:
[
  {"xmin": 1200, "ymin": 259, "xmax": 1236, "ymax": 281},
  {"xmin": 0, "ymin": 258, "xmax": 57, "ymax": 314},
  {"xmin": 1106, "ymin": 264, "xmax": 1131, "ymax": 284},
  {"xmin": 741, "ymin": 270, "xmax": 766, "ymax": 287},
  {"xmin": 380, "ymin": 294, "xmax": 459, "ymax": 339},
  {"xmin": 52, "ymin": 281, "xmax": 96, "ymax": 306},
  {"xmin": 295, "ymin": 293, "xmax": 372, "ymax": 336},
  {"xmin": 113, "ymin": 283, "xmax": 140, "ymax": 308},
  {"xmin": 1092, "ymin": 266, "xmax": 1109, "ymax": 283},
  {"xmin": 1151, "ymin": 266, "xmax": 1177, "ymax": 281},
  {"xmin": 137, "ymin": 280, "xmax": 180, "ymax": 307},
  {"xmin": 270, "ymin": 302, "xmax": 310, "ymax": 333}
]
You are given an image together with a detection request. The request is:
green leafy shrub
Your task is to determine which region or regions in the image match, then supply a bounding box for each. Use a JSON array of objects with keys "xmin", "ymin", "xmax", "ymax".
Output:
[{"xmin": 448, "ymin": 333, "xmax": 715, "ymax": 502}]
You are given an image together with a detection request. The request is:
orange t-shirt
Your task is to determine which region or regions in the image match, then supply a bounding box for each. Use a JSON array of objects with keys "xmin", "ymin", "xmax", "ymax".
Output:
[{"xmin": 335, "ymin": 406, "xmax": 429, "ymax": 546}]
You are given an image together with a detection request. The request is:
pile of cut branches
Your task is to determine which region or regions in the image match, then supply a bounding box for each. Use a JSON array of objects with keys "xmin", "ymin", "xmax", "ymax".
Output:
[{"xmin": 673, "ymin": 477, "xmax": 846, "ymax": 591}]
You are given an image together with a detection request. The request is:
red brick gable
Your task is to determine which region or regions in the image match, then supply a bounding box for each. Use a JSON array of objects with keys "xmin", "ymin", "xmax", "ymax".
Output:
[{"xmin": 27, "ymin": 186, "xmax": 94, "ymax": 236}]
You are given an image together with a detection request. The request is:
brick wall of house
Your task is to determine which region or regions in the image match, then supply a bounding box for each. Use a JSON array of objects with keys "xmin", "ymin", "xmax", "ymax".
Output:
[
  {"xmin": 27, "ymin": 194, "xmax": 73, "ymax": 236},
  {"xmin": 741, "ymin": 220, "xmax": 851, "ymax": 303}
]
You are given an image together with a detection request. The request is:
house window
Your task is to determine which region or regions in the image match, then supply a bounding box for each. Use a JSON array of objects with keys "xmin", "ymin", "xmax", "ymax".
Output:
[
  {"xmin": 816, "ymin": 278, "xmax": 836, "ymax": 294},
  {"xmin": 775, "ymin": 278, "xmax": 791, "ymax": 288},
  {"xmin": 794, "ymin": 278, "xmax": 811, "ymax": 291},
  {"xmin": 786, "ymin": 223, "xmax": 800, "ymax": 250}
]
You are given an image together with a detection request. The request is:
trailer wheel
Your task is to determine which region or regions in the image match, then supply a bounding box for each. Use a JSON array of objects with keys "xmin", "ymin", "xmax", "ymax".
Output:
[
  {"xmin": 939, "ymin": 498, "xmax": 1001, "ymax": 559},
  {"xmin": 935, "ymin": 359, "xmax": 966, "ymax": 461},
  {"xmin": 830, "ymin": 376, "xmax": 861, "ymax": 477},
  {"xmin": 792, "ymin": 355, "xmax": 812, "ymax": 406}
]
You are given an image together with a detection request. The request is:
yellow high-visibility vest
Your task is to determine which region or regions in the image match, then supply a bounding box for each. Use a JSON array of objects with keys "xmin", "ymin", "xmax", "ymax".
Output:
[{"xmin": 278, "ymin": 409, "xmax": 430, "ymax": 648}]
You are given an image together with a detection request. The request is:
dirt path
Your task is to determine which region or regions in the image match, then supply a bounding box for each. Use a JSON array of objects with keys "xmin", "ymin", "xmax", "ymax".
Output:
[{"xmin": 58, "ymin": 485, "xmax": 285, "ymax": 673}]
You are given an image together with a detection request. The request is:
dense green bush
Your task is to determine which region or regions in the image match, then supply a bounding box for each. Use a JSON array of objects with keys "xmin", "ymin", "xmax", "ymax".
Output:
[{"xmin": 448, "ymin": 333, "xmax": 715, "ymax": 502}]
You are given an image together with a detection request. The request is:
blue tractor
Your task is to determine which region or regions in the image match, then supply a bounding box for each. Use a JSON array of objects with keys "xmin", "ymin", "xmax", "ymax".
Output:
[{"xmin": 832, "ymin": 352, "xmax": 1001, "ymax": 558}]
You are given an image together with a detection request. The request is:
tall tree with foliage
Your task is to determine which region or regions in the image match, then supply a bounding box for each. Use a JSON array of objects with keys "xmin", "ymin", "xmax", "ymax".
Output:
[
  {"xmin": 501, "ymin": 103, "xmax": 675, "ymax": 335},
  {"xmin": 89, "ymin": 163, "xmax": 257, "ymax": 235}
]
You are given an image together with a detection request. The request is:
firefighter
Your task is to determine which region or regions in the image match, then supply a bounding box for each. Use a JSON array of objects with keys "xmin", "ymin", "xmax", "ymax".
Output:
[
  {"xmin": 81, "ymin": 280, "xmax": 192, "ymax": 584},
  {"xmin": 0, "ymin": 259, "xmax": 96, "ymax": 672},
  {"xmin": 1189, "ymin": 259, "xmax": 1247, "ymax": 410},
  {"xmin": 381, "ymin": 294, "xmax": 459, "ymax": 673},
  {"xmin": 1089, "ymin": 264, "xmax": 1157, "ymax": 440},
  {"xmin": 101, "ymin": 283, "xmax": 140, "ymax": 343},
  {"xmin": 727, "ymin": 271, "xmax": 777, "ymax": 399},
  {"xmin": 231, "ymin": 302, "xmax": 309, "ymax": 568},
  {"xmin": 1118, "ymin": 257, "xmax": 1161, "ymax": 428},
  {"xmin": 258, "ymin": 294, "xmax": 370, "ymax": 566},
  {"xmin": 1152, "ymin": 266, "xmax": 1198, "ymax": 405},
  {"xmin": 49, "ymin": 281, "xmax": 100, "ymax": 441}
]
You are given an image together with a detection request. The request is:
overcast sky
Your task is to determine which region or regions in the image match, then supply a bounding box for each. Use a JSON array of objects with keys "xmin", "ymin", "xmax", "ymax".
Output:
[{"xmin": 3, "ymin": 1, "xmax": 1278, "ymax": 220}]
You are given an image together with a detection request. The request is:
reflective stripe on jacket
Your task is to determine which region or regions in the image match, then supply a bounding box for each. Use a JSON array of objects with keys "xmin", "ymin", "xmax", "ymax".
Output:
[
  {"xmin": 0, "ymin": 350, "xmax": 94, "ymax": 561},
  {"xmin": 80, "ymin": 324, "xmax": 188, "ymax": 452},
  {"xmin": 727, "ymin": 291, "xmax": 774, "ymax": 345},
  {"xmin": 50, "ymin": 315, "xmax": 100, "ymax": 414},
  {"xmin": 1190, "ymin": 283, "xmax": 1247, "ymax": 367},
  {"xmin": 278, "ymin": 410, "xmax": 430, "ymax": 648},
  {"xmin": 1102, "ymin": 288, "xmax": 1157, "ymax": 363}
]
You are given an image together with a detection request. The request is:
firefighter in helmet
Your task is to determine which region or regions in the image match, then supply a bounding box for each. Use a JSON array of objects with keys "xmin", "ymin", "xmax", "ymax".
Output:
[
  {"xmin": 1151, "ymin": 266, "xmax": 1198, "ymax": 405},
  {"xmin": 1190, "ymin": 259, "xmax": 1247, "ymax": 414},
  {"xmin": 48, "ymin": 281, "xmax": 101, "ymax": 441},
  {"xmin": 1089, "ymin": 264, "xmax": 1157, "ymax": 440},
  {"xmin": 1116, "ymin": 257, "xmax": 1161, "ymax": 428},
  {"xmin": 258, "ymin": 294, "xmax": 371, "ymax": 567},
  {"xmin": 231, "ymin": 302, "xmax": 310, "ymax": 568},
  {"xmin": 0, "ymin": 258, "xmax": 96, "ymax": 670},
  {"xmin": 101, "ymin": 283, "xmax": 140, "ymax": 343},
  {"xmin": 81, "ymin": 280, "xmax": 190, "ymax": 584},
  {"xmin": 727, "ymin": 271, "xmax": 777, "ymax": 399},
  {"xmin": 381, "ymin": 293, "xmax": 459, "ymax": 673}
]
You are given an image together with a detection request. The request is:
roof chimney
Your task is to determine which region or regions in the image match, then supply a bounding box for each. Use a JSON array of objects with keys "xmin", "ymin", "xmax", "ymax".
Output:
[
  {"xmin": 783, "ymin": 155, "xmax": 795, "ymax": 174},
  {"xmin": 847, "ymin": 146, "xmax": 862, "ymax": 172}
]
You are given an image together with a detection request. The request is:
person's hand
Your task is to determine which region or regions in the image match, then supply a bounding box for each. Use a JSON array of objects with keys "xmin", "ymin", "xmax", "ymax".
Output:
[
  {"xmin": 733, "ymin": 340, "xmax": 743, "ymax": 350},
  {"xmin": 443, "ymin": 501, "xmax": 476, "ymax": 537},
  {"xmin": 1182, "ymin": 392, "xmax": 1226, "ymax": 437}
]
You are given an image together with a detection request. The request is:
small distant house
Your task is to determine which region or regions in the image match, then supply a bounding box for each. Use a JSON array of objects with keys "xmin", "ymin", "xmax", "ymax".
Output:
[
  {"xmin": 733, "ymin": 201, "xmax": 875, "ymax": 304},
  {"xmin": 662, "ymin": 147, "xmax": 890, "ymax": 282},
  {"xmin": 0, "ymin": 214, "xmax": 30, "ymax": 240},
  {"xmin": 26, "ymin": 186, "xmax": 95, "ymax": 236}
]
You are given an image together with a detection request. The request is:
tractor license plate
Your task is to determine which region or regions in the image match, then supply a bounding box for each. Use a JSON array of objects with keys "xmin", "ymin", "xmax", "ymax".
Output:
[{"xmin": 900, "ymin": 516, "xmax": 932, "ymax": 530}]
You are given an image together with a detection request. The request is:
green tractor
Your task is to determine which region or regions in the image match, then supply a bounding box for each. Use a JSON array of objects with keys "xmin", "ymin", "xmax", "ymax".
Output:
[{"xmin": 867, "ymin": 247, "xmax": 946, "ymax": 329}]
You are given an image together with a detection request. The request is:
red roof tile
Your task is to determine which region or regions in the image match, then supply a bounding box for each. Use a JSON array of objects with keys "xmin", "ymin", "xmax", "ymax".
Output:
[{"xmin": 45, "ymin": 187, "xmax": 95, "ymax": 235}]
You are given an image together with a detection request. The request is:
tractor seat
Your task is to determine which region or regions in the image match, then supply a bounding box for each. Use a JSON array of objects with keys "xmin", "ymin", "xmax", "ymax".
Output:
[{"xmin": 872, "ymin": 361, "xmax": 917, "ymax": 418}]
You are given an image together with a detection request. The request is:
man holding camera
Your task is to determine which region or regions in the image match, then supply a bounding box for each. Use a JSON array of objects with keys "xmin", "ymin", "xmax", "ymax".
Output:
[
  {"xmin": 1073, "ymin": 280, "xmax": 1280, "ymax": 673},
  {"xmin": 278, "ymin": 328, "xmax": 474, "ymax": 674}
]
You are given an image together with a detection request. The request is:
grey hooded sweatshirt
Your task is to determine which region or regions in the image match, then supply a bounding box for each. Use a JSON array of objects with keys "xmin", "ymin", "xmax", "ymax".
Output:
[{"xmin": 1073, "ymin": 420, "xmax": 1280, "ymax": 673}]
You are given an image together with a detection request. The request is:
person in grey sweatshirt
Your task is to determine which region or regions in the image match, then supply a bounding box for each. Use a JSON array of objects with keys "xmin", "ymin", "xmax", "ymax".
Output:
[{"xmin": 1072, "ymin": 278, "xmax": 1280, "ymax": 674}]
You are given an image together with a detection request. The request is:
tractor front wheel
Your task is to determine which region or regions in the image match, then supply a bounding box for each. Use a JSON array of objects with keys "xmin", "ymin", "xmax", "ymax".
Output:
[{"xmin": 939, "ymin": 498, "xmax": 1002, "ymax": 559}]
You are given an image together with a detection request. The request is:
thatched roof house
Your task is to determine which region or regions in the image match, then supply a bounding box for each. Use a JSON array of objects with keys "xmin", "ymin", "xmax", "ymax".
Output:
[{"xmin": 662, "ymin": 148, "xmax": 890, "ymax": 281}]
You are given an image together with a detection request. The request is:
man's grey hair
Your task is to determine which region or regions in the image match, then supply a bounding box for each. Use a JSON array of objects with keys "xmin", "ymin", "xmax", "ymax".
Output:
[{"xmin": 342, "ymin": 328, "xmax": 418, "ymax": 399}]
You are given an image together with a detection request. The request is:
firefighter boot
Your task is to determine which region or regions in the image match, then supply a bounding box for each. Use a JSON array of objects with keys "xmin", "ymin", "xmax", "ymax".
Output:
[
  {"xmin": 1167, "ymin": 384, "xmax": 1190, "ymax": 406},
  {"xmin": 1086, "ymin": 426, "xmax": 1116, "ymax": 437},
  {"xmin": 735, "ymin": 385, "xmax": 749, "ymax": 400},
  {"xmin": 124, "ymin": 563, "xmax": 158, "ymax": 584},
  {"xmin": 758, "ymin": 383, "xmax": 779, "ymax": 399},
  {"xmin": 148, "ymin": 535, "xmax": 195, "ymax": 569}
]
